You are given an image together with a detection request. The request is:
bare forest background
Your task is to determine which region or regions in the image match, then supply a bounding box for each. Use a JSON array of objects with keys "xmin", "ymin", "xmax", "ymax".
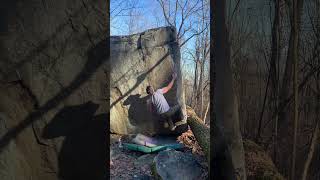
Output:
[{"xmin": 111, "ymin": 0, "xmax": 320, "ymax": 179}]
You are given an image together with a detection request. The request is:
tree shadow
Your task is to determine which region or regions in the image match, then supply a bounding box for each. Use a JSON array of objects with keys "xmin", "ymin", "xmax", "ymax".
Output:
[
  {"xmin": 42, "ymin": 101, "xmax": 106, "ymax": 180},
  {"xmin": 0, "ymin": 38, "xmax": 108, "ymax": 153},
  {"xmin": 110, "ymin": 51, "xmax": 171, "ymax": 108},
  {"xmin": 123, "ymin": 94, "xmax": 151, "ymax": 126},
  {"xmin": 0, "ymin": 1, "xmax": 97, "ymax": 78}
]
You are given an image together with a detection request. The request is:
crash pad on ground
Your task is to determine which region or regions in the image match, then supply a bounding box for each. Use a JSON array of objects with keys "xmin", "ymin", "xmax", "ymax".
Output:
[
  {"xmin": 122, "ymin": 135, "xmax": 184, "ymax": 153},
  {"xmin": 123, "ymin": 143, "xmax": 184, "ymax": 153}
]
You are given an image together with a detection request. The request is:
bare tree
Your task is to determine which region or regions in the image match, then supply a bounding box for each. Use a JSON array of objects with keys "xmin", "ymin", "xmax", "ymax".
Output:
[
  {"xmin": 188, "ymin": 25, "xmax": 209, "ymax": 116},
  {"xmin": 157, "ymin": 0, "xmax": 210, "ymax": 118},
  {"xmin": 110, "ymin": 0, "xmax": 140, "ymax": 20},
  {"xmin": 277, "ymin": 0, "xmax": 303, "ymax": 134},
  {"xmin": 156, "ymin": 0, "xmax": 208, "ymax": 47},
  {"xmin": 203, "ymin": 101, "xmax": 210, "ymax": 124},
  {"xmin": 222, "ymin": 0, "xmax": 320, "ymax": 179},
  {"xmin": 110, "ymin": 0, "xmax": 143, "ymax": 34},
  {"xmin": 269, "ymin": 0, "xmax": 283, "ymax": 162}
]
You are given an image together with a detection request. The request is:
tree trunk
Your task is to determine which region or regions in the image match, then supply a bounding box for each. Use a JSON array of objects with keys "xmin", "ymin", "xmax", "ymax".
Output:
[
  {"xmin": 278, "ymin": 0, "xmax": 303, "ymax": 122},
  {"xmin": 276, "ymin": 0, "xmax": 303, "ymax": 176},
  {"xmin": 301, "ymin": 51, "xmax": 320, "ymax": 180},
  {"xmin": 198, "ymin": 60, "xmax": 204, "ymax": 117},
  {"xmin": 203, "ymin": 101, "xmax": 210, "ymax": 124},
  {"xmin": 270, "ymin": 0, "xmax": 282, "ymax": 163},
  {"xmin": 301, "ymin": 121, "xmax": 319, "ymax": 180},
  {"xmin": 213, "ymin": 0, "xmax": 247, "ymax": 179},
  {"xmin": 191, "ymin": 54, "xmax": 199, "ymax": 109},
  {"xmin": 186, "ymin": 106, "xmax": 237, "ymax": 179},
  {"xmin": 278, "ymin": 0, "xmax": 303, "ymax": 132},
  {"xmin": 291, "ymin": 0, "xmax": 301, "ymax": 179}
]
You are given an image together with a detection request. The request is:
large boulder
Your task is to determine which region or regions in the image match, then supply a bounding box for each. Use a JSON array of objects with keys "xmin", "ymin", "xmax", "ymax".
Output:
[
  {"xmin": 110, "ymin": 27, "xmax": 187, "ymax": 135},
  {"xmin": 0, "ymin": 0, "xmax": 107, "ymax": 179},
  {"xmin": 151, "ymin": 149, "xmax": 205, "ymax": 180}
]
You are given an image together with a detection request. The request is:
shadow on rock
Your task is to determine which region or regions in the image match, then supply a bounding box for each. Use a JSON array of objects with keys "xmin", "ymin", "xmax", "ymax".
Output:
[
  {"xmin": 123, "ymin": 94, "xmax": 187, "ymax": 135},
  {"xmin": 42, "ymin": 101, "xmax": 106, "ymax": 180},
  {"xmin": 123, "ymin": 94, "xmax": 151, "ymax": 126}
]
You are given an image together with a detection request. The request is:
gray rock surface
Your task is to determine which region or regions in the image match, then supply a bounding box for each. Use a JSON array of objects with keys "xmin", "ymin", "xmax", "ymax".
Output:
[
  {"xmin": 0, "ymin": 113, "xmax": 28, "ymax": 180},
  {"xmin": 134, "ymin": 154, "xmax": 157, "ymax": 168},
  {"xmin": 152, "ymin": 149, "xmax": 204, "ymax": 180},
  {"xmin": 0, "ymin": 0, "xmax": 107, "ymax": 179},
  {"xmin": 110, "ymin": 27, "xmax": 187, "ymax": 135}
]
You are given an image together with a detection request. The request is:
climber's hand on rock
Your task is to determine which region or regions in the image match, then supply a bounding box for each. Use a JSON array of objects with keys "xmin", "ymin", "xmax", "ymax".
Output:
[{"xmin": 172, "ymin": 73, "xmax": 177, "ymax": 80}]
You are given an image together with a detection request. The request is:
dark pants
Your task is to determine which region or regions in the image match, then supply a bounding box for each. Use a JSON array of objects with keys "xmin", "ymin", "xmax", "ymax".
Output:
[{"xmin": 160, "ymin": 105, "xmax": 180, "ymax": 128}]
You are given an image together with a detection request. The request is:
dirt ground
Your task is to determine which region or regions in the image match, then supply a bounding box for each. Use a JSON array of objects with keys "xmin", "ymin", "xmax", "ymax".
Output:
[{"xmin": 110, "ymin": 132, "xmax": 209, "ymax": 180}]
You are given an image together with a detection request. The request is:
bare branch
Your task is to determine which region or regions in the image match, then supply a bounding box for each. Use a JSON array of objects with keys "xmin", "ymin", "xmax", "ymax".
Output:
[
  {"xmin": 228, "ymin": 0, "xmax": 241, "ymax": 27},
  {"xmin": 174, "ymin": 0, "xmax": 178, "ymax": 26},
  {"xmin": 176, "ymin": 0, "xmax": 185, "ymax": 37},
  {"xmin": 180, "ymin": 24, "xmax": 208, "ymax": 47},
  {"xmin": 179, "ymin": 21, "xmax": 193, "ymax": 39},
  {"xmin": 110, "ymin": 0, "xmax": 127, "ymax": 14},
  {"xmin": 157, "ymin": 0, "xmax": 174, "ymax": 27}
]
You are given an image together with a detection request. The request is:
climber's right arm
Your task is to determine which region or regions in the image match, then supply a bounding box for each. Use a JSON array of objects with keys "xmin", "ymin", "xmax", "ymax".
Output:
[{"xmin": 161, "ymin": 73, "xmax": 177, "ymax": 94}]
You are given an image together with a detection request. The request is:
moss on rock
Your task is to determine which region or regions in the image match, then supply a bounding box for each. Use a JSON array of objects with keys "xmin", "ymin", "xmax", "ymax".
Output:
[
  {"xmin": 151, "ymin": 161, "xmax": 162, "ymax": 180},
  {"xmin": 244, "ymin": 140, "xmax": 285, "ymax": 180}
]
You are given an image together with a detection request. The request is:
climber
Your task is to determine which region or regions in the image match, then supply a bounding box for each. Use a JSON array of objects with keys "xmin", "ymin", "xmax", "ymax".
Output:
[{"xmin": 146, "ymin": 72, "xmax": 181, "ymax": 131}]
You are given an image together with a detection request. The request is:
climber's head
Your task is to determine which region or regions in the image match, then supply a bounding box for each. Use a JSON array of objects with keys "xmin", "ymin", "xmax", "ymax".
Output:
[{"xmin": 146, "ymin": 86, "xmax": 154, "ymax": 95}]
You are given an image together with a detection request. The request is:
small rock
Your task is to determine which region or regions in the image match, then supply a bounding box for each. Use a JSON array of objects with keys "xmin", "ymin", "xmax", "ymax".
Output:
[{"xmin": 152, "ymin": 149, "xmax": 204, "ymax": 180}]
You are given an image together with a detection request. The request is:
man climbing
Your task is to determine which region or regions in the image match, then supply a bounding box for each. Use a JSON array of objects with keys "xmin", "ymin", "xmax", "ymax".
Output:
[{"xmin": 146, "ymin": 72, "xmax": 181, "ymax": 131}]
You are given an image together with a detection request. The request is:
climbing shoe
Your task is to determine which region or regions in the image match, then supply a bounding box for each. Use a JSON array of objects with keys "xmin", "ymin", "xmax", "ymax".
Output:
[
  {"xmin": 175, "ymin": 120, "xmax": 186, "ymax": 126},
  {"xmin": 169, "ymin": 125, "xmax": 177, "ymax": 131},
  {"xmin": 164, "ymin": 122, "xmax": 169, "ymax": 128}
]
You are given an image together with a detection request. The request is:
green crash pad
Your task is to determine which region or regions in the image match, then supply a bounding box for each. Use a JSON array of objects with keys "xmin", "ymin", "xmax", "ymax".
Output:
[
  {"xmin": 122, "ymin": 135, "xmax": 184, "ymax": 153},
  {"xmin": 123, "ymin": 143, "xmax": 184, "ymax": 153}
]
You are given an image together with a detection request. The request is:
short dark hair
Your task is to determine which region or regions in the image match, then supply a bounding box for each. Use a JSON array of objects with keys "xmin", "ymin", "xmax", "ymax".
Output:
[{"xmin": 146, "ymin": 86, "xmax": 152, "ymax": 94}]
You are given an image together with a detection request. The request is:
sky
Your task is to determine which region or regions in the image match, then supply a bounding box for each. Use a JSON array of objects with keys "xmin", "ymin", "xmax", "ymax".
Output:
[{"xmin": 110, "ymin": 0, "xmax": 162, "ymax": 35}]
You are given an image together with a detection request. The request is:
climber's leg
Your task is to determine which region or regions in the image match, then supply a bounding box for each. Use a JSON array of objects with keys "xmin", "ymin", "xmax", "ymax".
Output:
[
  {"xmin": 167, "ymin": 105, "xmax": 187, "ymax": 126},
  {"xmin": 165, "ymin": 104, "xmax": 180, "ymax": 117},
  {"xmin": 160, "ymin": 113, "xmax": 169, "ymax": 128},
  {"xmin": 167, "ymin": 117, "xmax": 176, "ymax": 131},
  {"xmin": 160, "ymin": 111, "xmax": 176, "ymax": 131},
  {"xmin": 167, "ymin": 104, "xmax": 187, "ymax": 129}
]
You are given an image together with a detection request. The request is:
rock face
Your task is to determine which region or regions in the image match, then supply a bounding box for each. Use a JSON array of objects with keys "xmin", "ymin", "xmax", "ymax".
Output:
[
  {"xmin": 110, "ymin": 27, "xmax": 187, "ymax": 135},
  {"xmin": 134, "ymin": 154, "xmax": 157, "ymax": 169},
  {"xmin": 152, "ymin": 149, "xmax": 204, "ymax": 180},
  {"xmin": 0, "ymin": 0, "xmax": 107, "ymax": 180}
]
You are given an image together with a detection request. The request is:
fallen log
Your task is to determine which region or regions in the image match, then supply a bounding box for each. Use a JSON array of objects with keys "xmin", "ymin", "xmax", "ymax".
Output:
[{"xmin": 186, "ymin": 106, "xmax": 210, "ymax": 162}]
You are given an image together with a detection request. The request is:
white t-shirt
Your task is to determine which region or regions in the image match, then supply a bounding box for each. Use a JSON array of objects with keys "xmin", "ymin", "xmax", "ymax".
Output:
[{"xmin": 150, "ymin": 89, "xmax": 170, "ymax": 114}]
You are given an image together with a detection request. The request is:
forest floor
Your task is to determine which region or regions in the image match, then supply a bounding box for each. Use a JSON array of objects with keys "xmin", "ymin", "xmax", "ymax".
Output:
[{"xmin": 110, "ymin": 130, "xmax": 209, "ymax": 180}]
